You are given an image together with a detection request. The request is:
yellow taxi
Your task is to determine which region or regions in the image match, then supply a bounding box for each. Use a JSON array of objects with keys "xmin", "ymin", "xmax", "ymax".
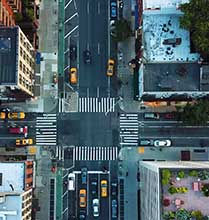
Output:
[
  {"xmin": 16, "ymin": 138, "xmax": 33, "ymax": 146},
  {"xmin": 101, "ymin": 180, "xmax": 108, "ymax": 197},
  {"xmin": 0, "ymin": 112, "xmax": 6, "ymax": 119},
  {"xmin": 79, "ymin": 189, "xmax": 87, "ymax": 208},
  {"xmin": 107, "ymin": 59, "xmax": 115, "ymax": 76},
  {"xmin": 8, "ymin": 112, "xmax": 25, "ymax": 119},
  {"xmin": 70, "ymin": 67, "xmax": 77, "ymax": 84}
]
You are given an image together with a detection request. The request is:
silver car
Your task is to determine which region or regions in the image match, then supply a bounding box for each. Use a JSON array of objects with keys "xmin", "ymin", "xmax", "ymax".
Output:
[
  {"xmin": 154, "ymin": 140, "xmax": 171, "ymax": 147},
  {"xmin": 93, "ymin": 199, "xmax": 99, "ymax": 217}
]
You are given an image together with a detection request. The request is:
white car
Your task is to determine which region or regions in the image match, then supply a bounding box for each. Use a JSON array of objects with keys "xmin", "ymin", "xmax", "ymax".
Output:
[
  {"xmin": 154, "ymin": 140, "xmax": 171, "ymax": 147},
  {"xmin": 93, "ymin": 198, "xmax": 99, "ymax": 217},
  {"xmin": 68, "ymin": 173, "xmax": 75, "ymax": 190}
]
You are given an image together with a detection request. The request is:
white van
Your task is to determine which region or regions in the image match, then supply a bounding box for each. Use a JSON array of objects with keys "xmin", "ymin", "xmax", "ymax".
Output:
[{"xmin": 68, "ymin": 173, "xmax": 75, "ymax": 191}]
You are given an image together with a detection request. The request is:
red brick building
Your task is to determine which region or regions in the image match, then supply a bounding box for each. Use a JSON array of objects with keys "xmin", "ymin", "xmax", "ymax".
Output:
[{"xmin": 0, "ymin": 0, "xmax": 16, "ymax": 26}]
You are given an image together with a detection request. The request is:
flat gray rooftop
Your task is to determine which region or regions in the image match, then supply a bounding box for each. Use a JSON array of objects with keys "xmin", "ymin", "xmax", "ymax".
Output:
[
  {"xmin": 0, "ymin": 26, "xmax": 18, "ymax": 85},
  {"xmin": 143, "ymin": 63, "xmax": 200, "ymax": 92}
]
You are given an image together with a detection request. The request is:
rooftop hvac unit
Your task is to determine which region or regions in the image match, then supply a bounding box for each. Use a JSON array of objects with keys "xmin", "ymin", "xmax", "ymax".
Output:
[{"xmin": 0, "ymin": 196, "xmax": 5, "ymax": 203}]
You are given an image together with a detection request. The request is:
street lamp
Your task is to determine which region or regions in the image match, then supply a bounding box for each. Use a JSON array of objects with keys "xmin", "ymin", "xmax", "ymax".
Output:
[{"xmin": 104, "ymin": 96, "xmax": 123, "ymax": 116}]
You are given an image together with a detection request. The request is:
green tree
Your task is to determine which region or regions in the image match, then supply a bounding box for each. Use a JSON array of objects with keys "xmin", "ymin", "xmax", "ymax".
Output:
[
  {"xmin": 176, "ymin": 208, "xmax": 191, "ymax": 220},
  {"xmin": 168, "ymin": 186, "xmax": 177, "ymax": 194},
  {"xmin": 198, "ymin": 170, "xmax": 209, "ymax": 180},
  {"xmin": 26, "ymin": 8, "xmax": 34, "ymax": 21},
  {"xmin": 180, "ymin": 100, "xmax": 209, "ymax": 126},
  {"xmin": 178, "ymin": 171, "xmax": 185, "ymax": 179},
  {"xmin": 163, "ymin": 211, "xmax": 175, "ymax": 220},
  {"xmin": 189, "ymin": 170, "xmax": 198, "ymax": 177},
  {"xmin": 191, "ymin": 210, "xmax": 203, "ymax": 220},
  {"xmin": 111, "ymin": 19, "xmax": 132, "ymax": 42},
  {"xmin": 162, "ymin": 169, "xmax": 171, "ymax": 185},
  {"xmin": 179, "ymin": 0, "xmax": 209, "ymax": 60},
  {"xmin": 14, "ymin": 12, "xmax": 23, "ymax": 22},
  {"xmin": 202, "ymin": 184, "xmax": 209, "ymax": 197}
]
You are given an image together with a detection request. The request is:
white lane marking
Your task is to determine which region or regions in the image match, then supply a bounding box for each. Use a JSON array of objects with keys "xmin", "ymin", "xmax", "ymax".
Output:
[
  {"xmin": 64, "ymin": 0, "xmax": 73, "ymax": 9},
  {"xmin": 87, "ymin": 1, "xmax": 89, "ymax": 14},
  {"xmin": 98, "ymin": 2, "xmax": 100, "ymax": 14},
  {"xmin": 64, "ymin": 25, "xmax": 78, "ymax": 39},
  {"xmin": 64, "ymin": 12, "xmax": 78, "ymax": 24},
  {"xmin": 98, "ymin": 43, "xmax": 100, "ymax": 54}
]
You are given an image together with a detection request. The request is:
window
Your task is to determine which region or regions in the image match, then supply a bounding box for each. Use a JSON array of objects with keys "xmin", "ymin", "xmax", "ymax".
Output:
[
  {"xmin": 0, "ymin": 173, "xmax": 2, "ymax": 186},
  {"xmin": 19, "ymin": 61, "xmax": 22, "ymax": 71}
]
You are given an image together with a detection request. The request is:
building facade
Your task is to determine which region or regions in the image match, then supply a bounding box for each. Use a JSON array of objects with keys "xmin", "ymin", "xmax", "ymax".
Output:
[
  {"xmin": 0, "ymin": 0, "xmax": 16, "ymax": 26},
  {"xmin": 0, "ymin": 26, "xmax": 35, "ymax": 101}
]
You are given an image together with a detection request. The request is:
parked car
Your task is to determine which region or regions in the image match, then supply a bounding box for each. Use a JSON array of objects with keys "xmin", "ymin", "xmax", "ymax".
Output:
[
  {"xmin": 91, "ymin": 178, "xmax": 98, "ymax": 195},
  {"xmin": 53, "ymin": 73, "xmax": 58, "ymax": 84},
  {"xmin": 93, "ymin": 198, "xmax": 100, "ymax": 217},
  {"xmin": 70, "ymin": 45, "xmax": 77, "ymax": 61},
  {"xmin": 154, "ymin": 140, "xmax": 171, "ymax": 147},
  {"xmin": 79, "ymin": 210, "xmax": 86, "ymax": 219},
  {"xmin": 9, "ymin": 126, "xmax": 28, "ymax": 136},
  {"xmin": 110, "ymin": 2, "xmax": 117, "ymax": 19},
  {"xmin": 164, "ymin": 113, "xmax": 175, "ymax": 119},
  {"xmin": 107, "ymin": 59, "xmax": 115, "ymax": 76},
  {"xmin": 70, "ymin": 67, "xmax": 77, "ymax": 84},
  {"xmin": 83, "ymin": 50, "xmax": 91, "ymax": 64},
  {"xmin": 8, "ymin": 112, "xmax": 25, "ymax": 119},
  {"xmin": 68, "ymin": 173, "xmax": 75, "ymax": 191},
  {"xmin": 112, "ymin": 199, "xmax": 118, "ymax": 218},
  {"xmin": 16, "ymin": 138, "xmax": 33, "ymax": 146},
  {"xmin": 144, "ymin": 113, "xmax": 159, "ymax": 120},
  {"xmin": 101, "ymin": 179, "xmax": 108, "ymax": 197},
  {"xmin": 0, "ymin": 112, "xmax": 6, "ymax": 119},
  {"xmin": 81, "ymin": 167, "xmax": 87, "ymax": 184},
  {"xmin": 139, "ymin": 139, "xmax": 154, "ymax": 146},
  {"xmin": 79, "ymin": 189, "xmax": 87, "ymax": 208},
  {"xmin": 111, "ymin": 181, "xmax": 118, "ymax": 196}
]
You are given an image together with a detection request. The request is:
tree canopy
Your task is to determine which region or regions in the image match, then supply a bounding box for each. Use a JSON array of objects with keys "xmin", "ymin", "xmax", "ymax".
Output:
[
  {"xmin": 111, "ymin": 19, "xmax": 132, "ymax": 42},
  {"xmin": 179, "ymin": 0, "xmax": 209, "ymax": 60},
  {"xmin": 180, "ymin": 100, "xmax": 209, "ymax": 126}
]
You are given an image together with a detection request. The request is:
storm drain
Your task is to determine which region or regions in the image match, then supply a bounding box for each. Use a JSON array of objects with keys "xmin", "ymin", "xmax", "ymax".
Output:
[
  {"xmin": 119, "ymin": 179, "xmax": 124, "ymax": 220},
  {"xmin": 50, "ymin": 179, "xmax": 55, "ymax": 220}
]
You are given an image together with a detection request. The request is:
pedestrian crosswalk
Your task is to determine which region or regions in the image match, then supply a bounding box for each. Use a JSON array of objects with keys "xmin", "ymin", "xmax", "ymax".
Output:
[
  {"xmin": 73, "ymin": 146, "xmax": 118, "ymax": 160},
  {"xmin": 35, "ymin": 113, "xmax": 57, "ymax": 146},
  {"xmin": 78, "ymin": 97, "xmax": 116, "ymax": 112},
  {"xmin": 119, "ymin": 113, "xmax": 139, "ymax": 146}
]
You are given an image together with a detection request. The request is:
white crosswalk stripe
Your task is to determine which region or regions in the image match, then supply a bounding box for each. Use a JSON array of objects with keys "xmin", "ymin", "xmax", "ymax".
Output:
[
  {"xmin": 73, "ymin": 146, "xmax": 118, "ymax": 161},
  {"xmin": 35, "ymin": 113, "xmax": 57, "ymax": 146},
  {"xmin": 78, "ymin": 97, "xmax": 116, "ymax": 112},
  {"xmin": 120, "ymin": 113, "xmax": 139, "ymax": 146}
]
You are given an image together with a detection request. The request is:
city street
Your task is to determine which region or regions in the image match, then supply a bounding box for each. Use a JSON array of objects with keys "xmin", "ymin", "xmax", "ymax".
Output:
[{"xmin": 62, "ymin": 160, "xmax": 118, "ymax": 220}]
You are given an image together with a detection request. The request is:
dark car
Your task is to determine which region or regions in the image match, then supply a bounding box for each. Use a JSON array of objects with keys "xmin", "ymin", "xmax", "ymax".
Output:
[
  {"xmin": 119, "ymin": 0, "xmax": 124, "ymax": 8},
  {"xmin": 139, "ymin": 139, "xmax": 154, "ymax": 146},
  {"xmin": 91, "ymin": 178, "xmax": 98, "ymax": 195},
  {"xmin": 83, "ymin": 50, "xmax": 91, "ymax": 64},
  {"xmin": 112, "ymin": 200, "xmax": 118, "ymax": 218},
  {"xmin": 79, "ymin": 210, "xmax": 86, "ymax": 219},
  {"xmin": 110, "ymin": 2, "xmax": 117, "ymax": 19},
  {"xmin": 81, "ymin": 167, "xmax": 87, "ymax": 184},
  {"xmin": 111, "ymin": 181, "xmax": 118, "ymax": 196},
  {"xmin": 70, "ymin": 45, "xmax": 77, "ymax": 61}
]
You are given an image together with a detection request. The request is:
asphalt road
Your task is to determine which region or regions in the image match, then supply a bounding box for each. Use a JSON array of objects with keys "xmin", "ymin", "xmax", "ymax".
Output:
[
  {"xmin": 64, "ymin": 160, "xmax": 118, "ymax": 220},
  {"xmin": 138, "ymin": 114, "xmax": 209, "ymax": 147},
  {"xmin": 58, "ymin": 112, "xmax": 119, "ymax": 147}
]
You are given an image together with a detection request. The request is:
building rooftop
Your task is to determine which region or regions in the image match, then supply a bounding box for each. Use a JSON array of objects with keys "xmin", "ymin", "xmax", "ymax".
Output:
[
  {"xmin": 0, "ymin": 162, "xmax": 25, "ymax": 193},
  {"xmin": 0, "ymin": 194, "xmax": 22, "ymax": 220},
  {"xmin": 143, "ymin": 0, "xmax": 189, "ymax": 10},
  {"xmin": 143, "ymin": 14, "xmax": 199, "ymax": 62},
  {"xmin": 161, "ymin": 167, "xmax": 209, "ymax": 218},
  {"xmin": 143, "ymin": 63, "xmax": 201, "ymax": 92},
  {"xmin": 0, "ymin": 26, "xmax": 18, "ymax": 85}
]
